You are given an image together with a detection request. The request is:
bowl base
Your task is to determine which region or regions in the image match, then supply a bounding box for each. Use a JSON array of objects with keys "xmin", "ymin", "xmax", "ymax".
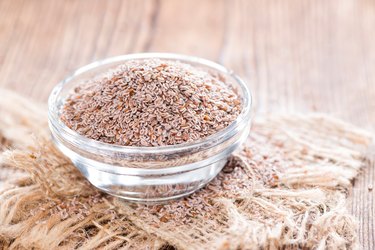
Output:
[
  {"xmin": 76, "ymin": 159, "xmax": 227, "ymax": 204},
  {"xmin": 99, "ymin": 183, "xmax": 208, "ymax": 204}
]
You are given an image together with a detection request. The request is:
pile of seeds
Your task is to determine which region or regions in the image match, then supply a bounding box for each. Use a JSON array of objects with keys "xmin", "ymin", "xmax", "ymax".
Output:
[{"xmin": 60, "ymin": 59, "xmax": 242, "ymax": 147}]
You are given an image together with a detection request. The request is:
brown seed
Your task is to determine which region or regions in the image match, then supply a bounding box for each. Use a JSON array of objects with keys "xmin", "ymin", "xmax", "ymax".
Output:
[{"xmin": 60, "ymin": 59, "xmax": 242, "ymax": 147}]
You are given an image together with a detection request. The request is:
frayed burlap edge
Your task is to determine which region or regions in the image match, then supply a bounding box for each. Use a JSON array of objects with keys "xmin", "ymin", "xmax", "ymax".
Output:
[{"xmin": 0, "ymin": 89, "xmax": 373, "ymax": 250}]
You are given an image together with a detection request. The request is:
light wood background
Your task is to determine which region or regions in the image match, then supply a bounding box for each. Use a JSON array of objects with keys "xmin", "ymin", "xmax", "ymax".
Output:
[{"xmin": 0, "ymin": 0, "xmax": 374, "ymax": 248}]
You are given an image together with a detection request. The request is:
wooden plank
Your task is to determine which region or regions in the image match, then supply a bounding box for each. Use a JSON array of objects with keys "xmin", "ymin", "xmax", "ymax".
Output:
[{"xmin": 0, "ymin": 0, "xmax": 374, "ymax": 248}]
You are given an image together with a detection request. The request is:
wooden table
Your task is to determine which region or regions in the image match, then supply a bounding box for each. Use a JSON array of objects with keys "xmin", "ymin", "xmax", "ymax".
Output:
[{"xmin": 0, "ymin": 0, "xmax": 374, "ymax": 248}]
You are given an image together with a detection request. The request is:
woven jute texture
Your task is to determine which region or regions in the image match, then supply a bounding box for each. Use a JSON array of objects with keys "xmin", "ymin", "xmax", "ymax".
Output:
[{"xmin": 0, "ymin": 88, "xmax": 373, "ymax": 250}]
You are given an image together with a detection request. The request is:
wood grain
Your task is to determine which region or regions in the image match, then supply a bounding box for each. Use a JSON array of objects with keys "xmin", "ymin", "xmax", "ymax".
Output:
[{"xmin": 0, "ymin": 0, "xmax": 374, "ymax": 248}]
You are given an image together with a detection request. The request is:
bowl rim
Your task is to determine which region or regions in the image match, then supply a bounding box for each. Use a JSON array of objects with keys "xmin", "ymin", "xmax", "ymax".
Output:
[{"xmin": 48, "ymin": 52, "xmax": 252, "ymax": 154}]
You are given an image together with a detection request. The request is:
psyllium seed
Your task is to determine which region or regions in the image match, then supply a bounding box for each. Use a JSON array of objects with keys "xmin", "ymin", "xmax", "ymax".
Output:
[{"xmin": 60, "ymin": 59, "xmax": 242, "ymax": 147}]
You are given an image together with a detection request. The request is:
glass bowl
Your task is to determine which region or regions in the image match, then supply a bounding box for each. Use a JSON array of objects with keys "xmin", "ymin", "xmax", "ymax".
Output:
[{"xmin": 48, "ymin": 53, "xmax": 252, "ymax": 203}]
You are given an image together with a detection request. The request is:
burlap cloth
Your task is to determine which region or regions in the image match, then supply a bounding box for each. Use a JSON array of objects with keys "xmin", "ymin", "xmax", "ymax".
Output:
[{"xmin": 0, "ymin": 88, "xmax": 374, "ymax": 250}]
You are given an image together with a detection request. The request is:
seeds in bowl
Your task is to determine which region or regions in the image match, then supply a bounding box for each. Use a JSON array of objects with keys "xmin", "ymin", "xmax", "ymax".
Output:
[{"xmin": 60, "ymin": 59, "xmax": 242, "ymax": 147}]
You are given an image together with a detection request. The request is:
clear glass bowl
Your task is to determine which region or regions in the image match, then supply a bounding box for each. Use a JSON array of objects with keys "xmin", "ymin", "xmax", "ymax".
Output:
[{"xmin": 48, "ymin": 53, "xmax": 252, "ymax": 203}]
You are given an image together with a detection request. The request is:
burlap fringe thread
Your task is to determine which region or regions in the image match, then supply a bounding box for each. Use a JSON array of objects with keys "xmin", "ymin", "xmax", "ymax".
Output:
[{"xmin": 0, "ymin": 89, "xmax": 373, "ymax": 250}]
